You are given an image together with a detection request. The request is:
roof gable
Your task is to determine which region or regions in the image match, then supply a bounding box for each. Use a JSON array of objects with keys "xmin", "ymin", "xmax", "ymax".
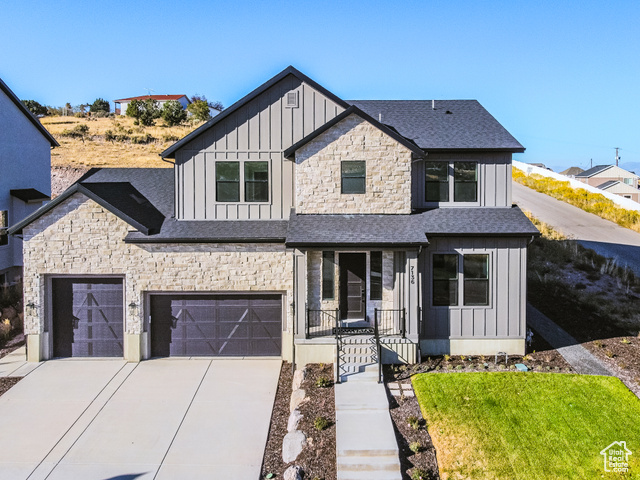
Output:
[
  {"xmin": 0, "ymin": 77, "xmax": 59, "ymax": 147},
  {"xmin": 283, "ymin": 106, "xmax": 425, "ymax": 159},
  {"xmin": 161, "ymin": 66, "xmax": 350, "ymax": 159},
  {"xmin": 113, "ymin": 94, "xmax": 189, "ymax": 103}
]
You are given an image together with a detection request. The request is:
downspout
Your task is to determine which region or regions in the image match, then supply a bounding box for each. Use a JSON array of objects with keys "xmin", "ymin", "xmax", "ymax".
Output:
[{"xmin": 291, "ymin": 249, "xmax": 296, "ymax": 375}]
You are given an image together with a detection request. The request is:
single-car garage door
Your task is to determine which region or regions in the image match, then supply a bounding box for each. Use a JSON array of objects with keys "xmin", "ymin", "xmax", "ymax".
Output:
[
  {"xmin": 149, "ymin": 294, "xmax": 282, "ymax": 357},
  {"xmin": 52, "ymin": 278, "xmax": 124, "ymax": 357}
]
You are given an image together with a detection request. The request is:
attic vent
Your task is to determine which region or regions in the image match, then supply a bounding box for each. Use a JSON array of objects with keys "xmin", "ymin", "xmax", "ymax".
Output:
[
  {"xmin": 129, "ymin": 193, "xmax": 147, "ymax": 205},
  {"xmin": 285, "ymin": 91, "xmax": 299, "ymax": 108}
]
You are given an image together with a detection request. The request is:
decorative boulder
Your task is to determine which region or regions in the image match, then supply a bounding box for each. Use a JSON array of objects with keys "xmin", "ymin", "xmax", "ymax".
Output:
[
  {"xmin": 287, "ymin": 409, "xmax": 303, "ymax": 432},
  {"xmin": 292, "ymin": 367, "xmax": 307, "ymax": 391},
  {"xmin": 283, "ymin": 465, "xmax": 303, "ymax": 480},
  {"xmin": 289, "ymin": 388, "xmax": 307, "ymax": 412},
  {"xmin": 282, "ymin": 430, "xmax": 306, "ymax": 463}
]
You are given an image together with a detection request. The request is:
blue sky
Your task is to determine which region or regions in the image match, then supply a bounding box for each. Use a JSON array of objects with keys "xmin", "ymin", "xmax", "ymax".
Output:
[{"xmin": 1, "ymin": 0, "xmax": 638, "ymax": 171}]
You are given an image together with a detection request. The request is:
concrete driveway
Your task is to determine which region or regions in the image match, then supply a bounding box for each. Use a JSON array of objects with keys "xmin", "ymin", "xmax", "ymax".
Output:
[{"xmin": 0, "ymin": 357, "xmax": 281, "ymax": 480}]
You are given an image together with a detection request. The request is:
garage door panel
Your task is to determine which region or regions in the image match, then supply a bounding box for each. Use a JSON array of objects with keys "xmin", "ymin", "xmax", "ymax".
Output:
[
  {"xmin": 52, "ymin": 278, "xmax": 124, "ymax": 358},
  {"xmin": 150, "ymin": 294, "xmax": 281, "ymax": 357}
]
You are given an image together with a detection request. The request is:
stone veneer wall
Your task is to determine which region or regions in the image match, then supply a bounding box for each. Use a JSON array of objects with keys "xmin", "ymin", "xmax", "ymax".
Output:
[
  {"xmin": 307, "ymin": 250, "xmax": 395, "ymax": 321},
  {"xmin": 295, "ymin": 114, "xmax": 412, "ymax": 214},
  {"xmin": 22, "ymin": 193, "xmax": 293, "ymax": 337}
]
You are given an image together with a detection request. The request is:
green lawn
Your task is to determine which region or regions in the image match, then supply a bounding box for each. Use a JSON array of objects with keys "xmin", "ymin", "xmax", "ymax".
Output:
[{"xmin": 412, "ymin": 373, "xmax": 640, "ymax": 479}]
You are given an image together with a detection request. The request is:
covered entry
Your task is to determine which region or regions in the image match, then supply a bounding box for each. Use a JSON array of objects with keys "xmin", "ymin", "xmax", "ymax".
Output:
[
  {"xmin": 51, "ymin": 277, "xmax": 124, "ymax": 357},
  {"xmin": 149, "ymin": 294, "xmax": 282, "ymax": 357}
]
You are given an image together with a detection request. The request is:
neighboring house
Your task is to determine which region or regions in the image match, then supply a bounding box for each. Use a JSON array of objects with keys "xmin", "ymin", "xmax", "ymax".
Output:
[
  {"xmin": 113, "ymin": 94, "xmax": 190, "ymax": 115},
  {"xmin": 0, "ymin": 77, "xmax": 57, "ymax": 285},
  {"xmin": 11, "ymin": 66, "xmax": 538, "ymax": 364},
  {"xmin": 575, "ymin": 164, "xmax": 639, "ymax": 189},
  {"xmin": 560, "ymin": 166, "xmax": 584, "ymax": 178},
  {"xmin": 596, "ymin": 180, "xmax": 640, "ymax": 203}
]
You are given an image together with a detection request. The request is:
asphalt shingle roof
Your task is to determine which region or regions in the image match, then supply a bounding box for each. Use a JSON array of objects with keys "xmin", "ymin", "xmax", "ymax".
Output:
[
  {"xmin": 286, "ymin": 214, "xmax": 429, "ymax": 246},
  {"xmin": 347, "ymin": 100, "xmax": 524, "ymax": 151},
  {"xmin": 596, "ymin": 180, "xmax": 619, "ymax": 190},
  {"xmin": 575, "ymin": 165, "xmax": 612, "ymax": 178},
  {"xmin": 422, "ymin": 206, "xmax": 539, "ymax": 236}
]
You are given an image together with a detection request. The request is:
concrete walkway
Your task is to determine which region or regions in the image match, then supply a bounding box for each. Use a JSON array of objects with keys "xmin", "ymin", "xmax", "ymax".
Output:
[
  {"xmin": 335, "ymin": 366, "xmax": 401, "ymax": 480},
  {"xmin": 0, "ymin": 346, "xmax": 40, "ymax": 377},
  {"xmin": 527, "ymin": 304, "xmax": 612, "ymax": 376},
  {"xmin": 0, "ymin": 357, "xmax": 280, "ymax": 480}
]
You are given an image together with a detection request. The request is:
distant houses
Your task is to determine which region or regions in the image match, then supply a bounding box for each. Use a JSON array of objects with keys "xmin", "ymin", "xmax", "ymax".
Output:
[
  {"xmin": 113, "ymin": 94, "xmax": 190, "ymax": 116},
  {"xmin": 574, "ymin": 165, "xmax": 640, "ymax": 203}
]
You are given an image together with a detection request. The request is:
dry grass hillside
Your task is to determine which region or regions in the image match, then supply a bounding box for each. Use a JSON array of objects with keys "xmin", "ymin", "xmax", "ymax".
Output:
[{"xmin": 42, "ymin": 115, "xmax": 206, "ymax": 169}]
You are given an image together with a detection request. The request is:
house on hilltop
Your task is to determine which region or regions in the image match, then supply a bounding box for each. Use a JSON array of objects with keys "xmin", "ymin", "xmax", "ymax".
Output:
[
  {"xmin": 113, "ymin": 94, "xmax": 190, "ymax": 116},
  {"xmin": 10, "ymin": 66, "xmax": 538, "ymax": 365},
  {"xmin": 0, "ymin": 77, "xmax": 57, "ymax": 285}
]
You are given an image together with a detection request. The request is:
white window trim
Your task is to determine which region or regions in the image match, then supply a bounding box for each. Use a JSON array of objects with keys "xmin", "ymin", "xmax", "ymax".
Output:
[
  {"xmin": 424, "ymin": 160, "xmax": 481, "ymax": 207},
  {"xmin": 430, "ymin": 250, "xmax": 493, "ymax": 309},
  {"xmin": 214, "ymin": 160, "xmax": 271, "ymax": 204}
]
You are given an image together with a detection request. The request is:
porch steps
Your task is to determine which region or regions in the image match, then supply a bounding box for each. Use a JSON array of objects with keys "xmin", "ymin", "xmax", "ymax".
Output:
[
  {"xmin": 335, "ymin": 364, "xmax": 402, "ymax": 480},
  {"xmin": 338, "ymin": 335, "xmax": 377, "ymax": 381}
]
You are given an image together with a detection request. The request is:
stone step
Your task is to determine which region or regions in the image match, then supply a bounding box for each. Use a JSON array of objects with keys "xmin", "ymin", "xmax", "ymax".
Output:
[
  {"xmin": 341, "ymin": 336, "xmax": 375, "ymax": 345},
  {"xmin": 338, "ymin": 454, "xmax": 401, "ymax": 471},
  {"xmin": 339, "ymin": 354, "xmax": 375, "ymax": 364},
  {"xmin": 338, "ymin": 469, "xmax": 402, "ymax": 480},
  {"xmin": 340, "ymin": 344, "xmax": 375, "ymax": 353}
]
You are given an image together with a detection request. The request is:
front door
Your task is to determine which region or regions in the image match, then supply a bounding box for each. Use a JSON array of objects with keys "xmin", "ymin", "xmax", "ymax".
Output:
[{"xmin": 339, "ymin": 253, "xmax": 366, "ymax": 320}]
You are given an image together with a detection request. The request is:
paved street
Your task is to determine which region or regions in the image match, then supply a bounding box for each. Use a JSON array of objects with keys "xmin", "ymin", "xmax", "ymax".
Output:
[{"xmin": 512, "ymin": 181, "xmax": 640, "ymax": 274}]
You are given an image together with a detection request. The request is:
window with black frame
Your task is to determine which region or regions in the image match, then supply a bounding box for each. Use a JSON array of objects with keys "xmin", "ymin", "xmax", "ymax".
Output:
[
  {"xmin": 322, "ymin": 251, "xmax": 335, "ymax": 300},
  {"xmin": 0, "ymin": 210, "xmax": 8, "ymax": 246},
  {"xmin": 463, "ymin": 254, "xmax": 489, "ymax": 306},
  {"xmin": 244, "ymin": 162, "xmax": 269, "ymax": 202},
  {"xmin": 216, "ymin": 162, "xmax": 240, "ymax": 202},
  {"xmin": 433, "ymin": 253, "xmax": 458, "ymax": 306},
  {"xmin": 370, "ymin": 251, "xmax": 382, "ymax": 300},
  {"xmin": 341, "ymin": 161, "xmax": 366, "ymax": 194},
  {"xmin": 454, "ymin": 162, "xmax": 478, "ymax": 202},
  {"xmin": 425, "ymin": 161, "xmax": 449, "ymax": 202}
]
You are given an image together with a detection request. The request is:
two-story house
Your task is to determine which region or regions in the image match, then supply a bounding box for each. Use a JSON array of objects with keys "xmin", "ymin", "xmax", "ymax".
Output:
[
  {"xmin": 0, "ymin": 77, "xmax": 58, "ymax": 285},
  {"xmin": 10, "ymin": 66, "xmax": 538, "ymax": 364}
]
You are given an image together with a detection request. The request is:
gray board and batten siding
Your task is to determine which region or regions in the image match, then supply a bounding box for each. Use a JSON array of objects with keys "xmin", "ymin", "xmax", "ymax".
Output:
[
  {"xmin": 421, "ymin": 236, "xmax": 528, "ymax": 340},
  {"xmin": 174, "ymin": 74, "xmax": 346, "ymax": 220},
  {"xmin": 412, "ymin": 152, "xmax": 513, "ymax": 208}
]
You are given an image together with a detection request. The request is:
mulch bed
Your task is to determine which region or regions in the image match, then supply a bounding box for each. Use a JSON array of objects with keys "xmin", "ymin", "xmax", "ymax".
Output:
[
  {"xmin": 584, "ymin": 335, "xmax": 640, "ymax": 397},
  {"xmin": 385, "ymin": 369, "xmax": 439, "ymax": 480},
  {"xmin": 0, "ymin": 332, "xmax": 25, "ymax": 359},
  {"xmin": 0, "ymin": 378, "xmax": 20, "ymax": 397},
  {"xmin": 261, "ymin": 362, "xmax": 336, "ymax": 480}
]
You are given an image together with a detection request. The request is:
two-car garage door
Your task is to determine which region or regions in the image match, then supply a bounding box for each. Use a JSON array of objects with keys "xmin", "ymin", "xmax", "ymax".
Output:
[
  {"xmin": 149, "ymin": 294, "xmax": 282, "ymax": 357},
  {"xmin": 51, "ymin": 278, "xmax": 282, "ymax": 358}
]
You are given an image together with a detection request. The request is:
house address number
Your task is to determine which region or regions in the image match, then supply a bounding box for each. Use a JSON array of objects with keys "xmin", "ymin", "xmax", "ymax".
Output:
[{"xmin": 410, "ymin": 266, "xmax": 415, "ymax": 285}]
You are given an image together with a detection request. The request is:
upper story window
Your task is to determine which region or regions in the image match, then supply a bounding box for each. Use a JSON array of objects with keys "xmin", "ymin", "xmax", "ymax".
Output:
[
  {"xmin": 0, "ymin": 210, "xmax": 8, "ymax": 247},
  {"xmin": 245, "ymin": 162, "xmax": 269, "ymax": 202},
  {"xmin": 425, "ymin": 161, "xmax": 478, "ymax": 204},
  {"xmin": 432, "ymin": 253, "xmax": 489, "ymax": 307},
  {"xmin": 341, "ymin": 161, "xmax": 366, "ymax": 194},
  {"xmin": 216, "ymin": 161, "xmax": 269, "ymax": 203}
]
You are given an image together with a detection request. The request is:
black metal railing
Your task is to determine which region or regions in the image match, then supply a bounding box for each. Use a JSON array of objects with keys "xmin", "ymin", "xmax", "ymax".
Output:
[
  {"xmin": 373, "ymin": 309, "xmax": 382, "ymax": 383},
  {"xmin": 306, "ymin": 308, "xmax": 339, "ymax": 338},
  {"xmin": 335, "ymin": 310, "xmax": 341, "ymax": 384},
  {"xmin": 374, "ymin": 308, "xmax": 406, "ymax": 337}
]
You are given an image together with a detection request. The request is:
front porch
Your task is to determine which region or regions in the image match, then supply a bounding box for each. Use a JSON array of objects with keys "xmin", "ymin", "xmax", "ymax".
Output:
[{"xmin": 292, "ymin": 248, "xmax": 421, "ymax": 366}]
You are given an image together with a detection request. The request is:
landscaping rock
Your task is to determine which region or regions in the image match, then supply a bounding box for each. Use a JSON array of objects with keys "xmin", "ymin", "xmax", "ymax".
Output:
[
  {"xmin": 289, "ymin": 388, "xmax": 307, "ymax": 412},
  {"xmin": 283, "ymin": 465, "xmax": 303, "ymax": 480},
  {"xmin": 287, "ymin": 408, "xmax": 303, "ymax": 432},
  {"xmin": 282, "ymin": 430, "xmax": 306, "ymax": 463},
  {"xmin": 292, "ymin": 367, "xmax": 306, "ymax": 390}
]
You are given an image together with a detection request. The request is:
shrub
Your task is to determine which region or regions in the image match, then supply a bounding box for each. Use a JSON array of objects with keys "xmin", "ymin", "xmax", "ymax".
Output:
[
  {"xmin": 621, "ymin": 338, "xmax": 631, "ymax": 344},
  {"xmin": 409, "ymin": 441, "xmax": 422, "ymax": 453},
  {"xmin": 187, "ymin": 99, "xmax": 211, "ymax": 122},
  {"xmin": 162, "ymin": 134, "xmax": 180, "ymax": 143},
  {"xmin": 21, "ymin": 99, "xmax": 47, "ymax": 116},
  {"xmin": 161, "ymin": 100, "xmax": 187, "ymax": 126},
  {"xmin": 90, "ymin": 98, "xmax": 110, "ymax": 114},
  {"xmin": 62, "ymin": 124, "xmax": 90, "ymax": 142},
  {"xmin": 410, "ymin": 467, "xmax": 431, "ymax": 480},
  {"xmin": 130, "ymin": 134, "xmax": 155, "ymax": 144},
  {"xmin": 407, "ymin": 415, "xmax": 420, "ymax": 430},
  {"xmin": 314, "ymin": 416, "xmax": 329, "ymax": 431},
  {"xmin": 315, "ymin": 376, "xmax": 332, "ymax": 388}
]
